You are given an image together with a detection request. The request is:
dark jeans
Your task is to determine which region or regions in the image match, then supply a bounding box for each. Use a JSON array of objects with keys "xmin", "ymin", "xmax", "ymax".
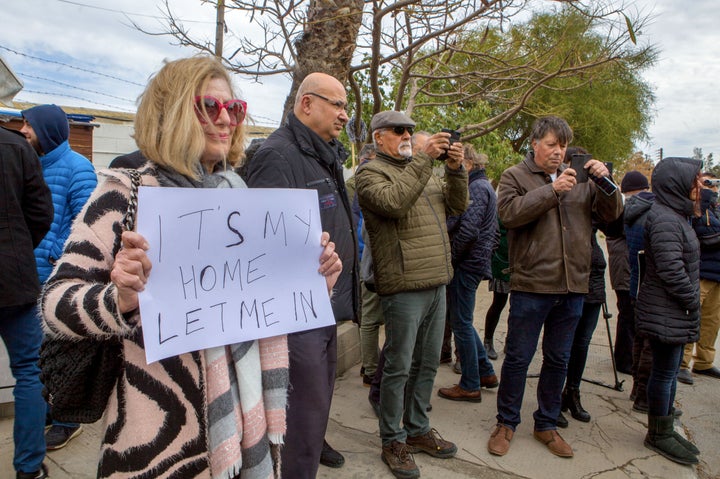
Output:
[
  {"xmin": 631, "ymin": 298, "xmax": 653, "ymax": 397},
  {"xmin": 447, "ymin": 268, "xmax": 494, "ymax": 390},
  {"xmin": 281, "ymin": 325, "xmax": 337, "ymax": 479},
  {"xmin": 484, "ymin": 291, "xmax": 509, "ymax": 342},
  {"xmin": 613, "ymin": 290, "xmax": 635, "ymax": 374},
  {"xmin": 0, "ymin": 303, "xmax": 46, "ymax": 474},
  {"xmin": 565, "ymin": 301, "xmax": 602, "ymax": 389},
  {"xmin": 496, "ymin": 291, "xmax": 583, "ymax": 431},
  {"xmin": 647, "ymin": 339, "xmax": 684, "ymax": 416}
]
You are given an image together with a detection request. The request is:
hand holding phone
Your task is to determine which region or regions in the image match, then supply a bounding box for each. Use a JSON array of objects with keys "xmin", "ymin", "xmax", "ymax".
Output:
[
  {"xmin": 571, "ymin": 154, "xmax": 617, "ymax": 195},
  {"xmin": 570, "ymin": 154, "xmax": 592, "ymax": 183},
  {"xmin": 437, "ymin": 128, "xmax": 461, "ymax": 162}
]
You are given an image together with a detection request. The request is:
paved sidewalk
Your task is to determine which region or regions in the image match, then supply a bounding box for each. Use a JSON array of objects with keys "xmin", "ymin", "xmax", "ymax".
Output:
[{"xmin": 2, "ymin": 286, "xmax": 719, "ymax": 478}]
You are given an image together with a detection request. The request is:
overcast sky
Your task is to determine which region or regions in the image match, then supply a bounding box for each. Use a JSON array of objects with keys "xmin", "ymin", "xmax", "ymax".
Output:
[{"xmin": 2, "ymin": 0, "xmax": 718, "ymax": 159}]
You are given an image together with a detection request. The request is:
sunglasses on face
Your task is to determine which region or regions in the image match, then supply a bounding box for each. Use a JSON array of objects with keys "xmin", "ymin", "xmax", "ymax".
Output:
[
  {"xmin": 194, "ymin": 96, "xmax": 247, "ymax": 126},
  {"xmin": 391, "ymin": 126, "xmax": 414, "ymax": 136}
]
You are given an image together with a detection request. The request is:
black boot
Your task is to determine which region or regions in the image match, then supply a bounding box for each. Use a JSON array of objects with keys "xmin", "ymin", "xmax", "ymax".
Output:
[
  {"xmin": 484, "ymin": 339, "xmax": 498, "ymax": 360},
  {"xmin": 644, "ymin": 415, "xmax": 698, "ymax": 465},
  {"xmin": 562, "ymin": 386, "xmax": 591, "ymax": 422},
  {"xmin": 629, "ymin": 381, "xmax": 638, "ymax": 402},
  {"xmin": 320, "ymin": 440, "xmax": 345, "ymax": 468},
  {"xmin": 632, "ymin": 383, "xmax": 648, "ymax": 412},
  {"xmin": 556, "ymin": 411, "xmax": 569, "ymax": 428}
]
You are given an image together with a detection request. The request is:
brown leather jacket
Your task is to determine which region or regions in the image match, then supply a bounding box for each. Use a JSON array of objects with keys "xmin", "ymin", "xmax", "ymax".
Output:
[{"xmin": 497, "ymin": 153, "xmax": 622, "ymax": 294}]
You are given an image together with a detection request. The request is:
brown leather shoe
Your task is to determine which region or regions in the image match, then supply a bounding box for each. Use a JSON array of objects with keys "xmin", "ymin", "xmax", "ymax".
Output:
[
  {"xmin": 438, "ymin": 384, "xmax": 482, "ymax": 402},
  {"xmin": 381, "ymin": 441, "xmax": 419, "ymax": 478},
  {"xmin": 406, "ymin": 428, "xmax": 457, "ymax": 458},
  {"xmin": 481, "ymin": 374, "xmax": 499, "ymax": 389},
  {"xmin": 533, "ymin": 429, "xmax": 573, "ymax": 458},
  {"xmin": 488, "ymin": 424, "xmax": 514, "ymax": 456}
]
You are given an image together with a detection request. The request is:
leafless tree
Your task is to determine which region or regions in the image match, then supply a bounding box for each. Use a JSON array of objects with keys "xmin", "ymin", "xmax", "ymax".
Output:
[{"xmin": 136, "ymin": 0, "xmax": 651, "ymax": 147}]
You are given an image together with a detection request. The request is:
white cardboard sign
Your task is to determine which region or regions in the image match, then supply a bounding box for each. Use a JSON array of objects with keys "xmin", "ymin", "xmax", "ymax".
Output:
[{"xmin": 136, "ymin": 187, "xmax": 334, "ymax": 363}]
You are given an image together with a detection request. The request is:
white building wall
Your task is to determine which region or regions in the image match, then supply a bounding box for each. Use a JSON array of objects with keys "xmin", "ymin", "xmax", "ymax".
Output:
[{"xmin": 92, "ymin": 122, "xmax": 137, "ymax": 169}]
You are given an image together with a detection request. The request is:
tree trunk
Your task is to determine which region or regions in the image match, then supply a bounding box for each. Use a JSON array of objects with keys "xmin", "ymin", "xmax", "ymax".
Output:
[{"xmin": 280, "ymin": 0, "xmax": 365, "ymax": 123}]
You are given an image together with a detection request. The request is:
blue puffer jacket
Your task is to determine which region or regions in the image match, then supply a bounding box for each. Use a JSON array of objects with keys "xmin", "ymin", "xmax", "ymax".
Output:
[
  {"xmin": 692, "ymin": 188, "xmax": 720, "ymax": 282},
  {"xmin": 22, "ymin": 105, "xmax": 97, "ymax": 284},
  {"xmin": 448, "ymin": 168, "xmax": 497, "ymax": 277}
]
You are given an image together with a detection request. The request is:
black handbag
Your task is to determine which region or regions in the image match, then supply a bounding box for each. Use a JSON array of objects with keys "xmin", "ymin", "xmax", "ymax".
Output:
[{"xmin": 39, "ymin": 169, "xmax": 142, "ymax": 423}]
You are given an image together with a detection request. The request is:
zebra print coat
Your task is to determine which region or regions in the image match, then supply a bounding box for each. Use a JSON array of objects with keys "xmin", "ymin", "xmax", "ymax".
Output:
[{"xmin": 40, "ymin": 164, "xmax": 287, "ymax": 478}]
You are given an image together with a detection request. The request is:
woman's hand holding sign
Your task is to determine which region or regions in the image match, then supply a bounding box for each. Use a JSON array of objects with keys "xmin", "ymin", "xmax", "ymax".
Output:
[{"xmin": 112, "ymin": 230, "xmax": 152, "ymax": 314}]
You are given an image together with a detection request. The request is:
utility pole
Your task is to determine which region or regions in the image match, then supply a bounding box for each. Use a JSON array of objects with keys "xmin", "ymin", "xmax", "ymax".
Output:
[{"xmin": 214, "ymin": 0, "xmax": 225, "ymax": 58}]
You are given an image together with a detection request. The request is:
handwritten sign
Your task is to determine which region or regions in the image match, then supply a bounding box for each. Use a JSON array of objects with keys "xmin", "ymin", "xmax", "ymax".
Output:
[{"xmin": 136, "ymin": 187, "xmax": 334, "ymax": 363}]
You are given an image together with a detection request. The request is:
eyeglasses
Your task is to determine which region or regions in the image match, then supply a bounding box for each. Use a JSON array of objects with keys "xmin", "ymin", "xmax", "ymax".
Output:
[
  {"xmin": 194, "ymin": 96, "xmax": 247, "ymax": 126},
  {"xmin": 390, "ymin": 126, "xmax": 414, "ymax": 136},
  {"xmin": 305, "ymin": 92, "xmax": 348, "ymax": 112}
]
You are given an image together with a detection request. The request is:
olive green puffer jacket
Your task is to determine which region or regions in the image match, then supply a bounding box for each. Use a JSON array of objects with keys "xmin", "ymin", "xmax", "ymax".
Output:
[{"xmin": 355, "ymin": 151, "xmax": 468, "ymax": 295}]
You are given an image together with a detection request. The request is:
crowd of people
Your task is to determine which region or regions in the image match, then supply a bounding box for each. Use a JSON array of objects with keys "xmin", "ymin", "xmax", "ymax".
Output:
[{"xmin": 1, "ymin": 53, "xmax": 718, "ymax": 479}]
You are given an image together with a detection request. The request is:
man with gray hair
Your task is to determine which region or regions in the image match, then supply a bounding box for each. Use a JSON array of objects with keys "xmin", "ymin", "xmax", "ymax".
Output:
[
  {"xmin": 356, "ymin": 111, "xmax": 468, "ymax": 478},
  {"xmin": 488, "ymin": 116, "xmax": 622, "ymax": 459}
]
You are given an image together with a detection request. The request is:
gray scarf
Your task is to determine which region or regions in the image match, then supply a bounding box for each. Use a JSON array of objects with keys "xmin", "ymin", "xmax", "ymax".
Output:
[{"xmin": 155, "ymin": 164, "xmax": 247, "ymax": 189}]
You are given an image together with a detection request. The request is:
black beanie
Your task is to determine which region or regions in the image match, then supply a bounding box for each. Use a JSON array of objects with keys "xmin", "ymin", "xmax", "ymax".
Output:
[{"xmin": 620, "ymin": 171, "xmax": 649, "ymax": 193}]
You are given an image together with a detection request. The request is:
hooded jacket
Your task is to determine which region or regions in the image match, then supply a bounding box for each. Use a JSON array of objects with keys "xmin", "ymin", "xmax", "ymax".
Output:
[
  {"xmin": 22, "ymin": 104, "xmax": 97, "ymax": 284},
  {"xmin": 635, "ymin": 157, "xmax": 701, "ymax": 344}
]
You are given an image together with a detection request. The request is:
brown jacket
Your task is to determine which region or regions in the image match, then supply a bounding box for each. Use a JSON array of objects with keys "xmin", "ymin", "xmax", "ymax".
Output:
[{"xmin": 497, "ymin": 154, "xmax": 622, "ymax": 294}]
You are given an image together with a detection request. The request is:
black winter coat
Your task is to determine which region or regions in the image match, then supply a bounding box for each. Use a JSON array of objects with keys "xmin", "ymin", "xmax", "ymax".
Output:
[
  {"xmin": 585, "ymin": 228, "xmax": 607, "ymax": 304},
  {"xmin": 635, "ymin": 157, "xmax": 701, "ymax": 345},
  {"xmin": 245, "ymin": 113, "xmax": 359, "ymax": 323},
  {"xmin": 0, "ymin": 127, "xmax": 53, "ymax": 307}
]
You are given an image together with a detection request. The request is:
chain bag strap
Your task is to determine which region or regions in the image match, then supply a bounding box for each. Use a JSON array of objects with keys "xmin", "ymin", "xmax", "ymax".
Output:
[{"xmin": 123, "ymin": 168, "xmax": 142, "ymax": 232}]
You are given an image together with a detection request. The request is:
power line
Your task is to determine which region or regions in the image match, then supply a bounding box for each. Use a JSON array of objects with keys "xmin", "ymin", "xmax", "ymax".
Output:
[
  {"xmin": 54, "ymin": 0, "xmax": 213, "ymax": 24},
  {"xmin": 0, "ymin": 45, "xmax": 145, "ymax": 87},
  {"xmin": 19, "ymin": 89, "xmax": 136, "ymax": 113},
  {"xmin": 19, "ymin": 72, "xmax": 137, "ymax": 104}
]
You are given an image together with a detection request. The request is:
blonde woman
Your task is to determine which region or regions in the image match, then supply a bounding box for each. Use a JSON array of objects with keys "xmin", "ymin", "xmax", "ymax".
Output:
[{"xmin": 40, "ymin": 55, "xmax": 341, "ymax": 479}]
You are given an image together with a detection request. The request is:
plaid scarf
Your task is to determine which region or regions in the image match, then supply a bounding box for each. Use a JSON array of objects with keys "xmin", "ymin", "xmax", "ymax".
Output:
[
  {"xmin": 169, "ymin": 166, "xmax": 289, "ymax": 478},
  {"xmin": 205, "ymin": 335, "xmax": 288, "ymax": 479}
]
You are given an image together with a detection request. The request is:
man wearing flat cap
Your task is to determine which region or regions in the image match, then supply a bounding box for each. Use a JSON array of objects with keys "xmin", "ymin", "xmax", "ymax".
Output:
[{"xmin": 355, "ymin": 111, "xmax": 468, "ymax": 478}]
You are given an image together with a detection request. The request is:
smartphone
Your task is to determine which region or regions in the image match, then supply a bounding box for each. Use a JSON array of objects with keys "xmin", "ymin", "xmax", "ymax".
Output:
[
  {"xmin": 437, "ymin": 128, "xmax": 461, "ymax": 161},
  {"xmin": 570, "ymin": 154, "xmax": 592, "ymax": 183}
]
